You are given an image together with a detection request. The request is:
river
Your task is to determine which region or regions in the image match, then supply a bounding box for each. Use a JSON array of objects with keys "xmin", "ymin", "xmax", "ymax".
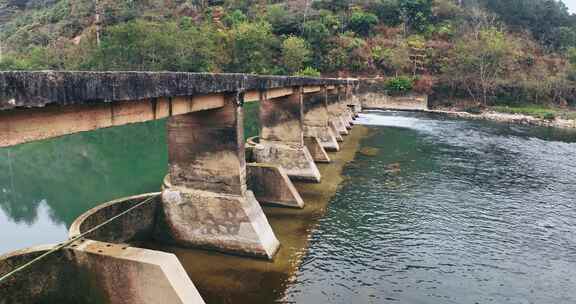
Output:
[
  {"xmin": 1, "ymin": 109, "xmax": 575, "ymax": 303},
  {"xmin": 285, "ymin": 111, "xmax": 576, "ymax": 303}
]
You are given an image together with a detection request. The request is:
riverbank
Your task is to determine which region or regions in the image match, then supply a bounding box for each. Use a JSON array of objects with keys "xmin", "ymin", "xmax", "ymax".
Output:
[{"xmin": 430, "ymin": 108, "xmax": 576, "ymax": 129}]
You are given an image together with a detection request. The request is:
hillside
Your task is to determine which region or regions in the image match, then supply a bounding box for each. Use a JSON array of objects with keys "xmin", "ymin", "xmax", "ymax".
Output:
[{"xmin": 1, "ymin": 0, "xmax": 576, "ymax": 109}]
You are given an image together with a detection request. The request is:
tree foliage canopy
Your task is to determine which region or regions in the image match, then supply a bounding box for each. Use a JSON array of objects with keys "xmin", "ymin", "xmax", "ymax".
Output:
[{"xmin": 1, "ymin": 0, "xmax": 576, "ymax": 106}]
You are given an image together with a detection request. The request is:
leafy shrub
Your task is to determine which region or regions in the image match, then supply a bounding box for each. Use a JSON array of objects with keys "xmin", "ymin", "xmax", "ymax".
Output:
[
  {"xmin": 0, "ymin": 55, "xmax": 32, "ymax": 70},
  {"xmin": 400, "ymin": 0, "xmax": 433, "ymax": 33},
  {"xmin": 295, "ymin": 67, "xmax": 321, "ymax": 77},
  {"xmin": 542, "ymin": 112, "xmax": 556, "ymax": 120},
  {"xmin": 385, "ymin": 76, "xmax": 414, "ymax": 94},
  {"xmin": 228, "ymin": 21, "xmax": 279, "ymax": 74},
  {"xmin": 369, "ymin": 0, "xmax": 402, "ymax": 26},
  {"xmin": 282, "ymin": 36, "xmax": 311, "ymax": 73},
  {"xmin": 348, "ymin": 10, "xmax": 378, "ymax": 36},
  {"xmin": 265, "ymin": 4, "xmax": 302, "ymax": 35},
  {"xmin": 222, "ymin": 9, "xmax": 248, "ymax": 28}
]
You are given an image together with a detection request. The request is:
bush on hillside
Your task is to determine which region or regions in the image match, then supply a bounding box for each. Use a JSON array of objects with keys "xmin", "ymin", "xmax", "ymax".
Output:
[
  {"xmin": 348, "ymin": 10, "xmax": 378, "ymax": 36},
  {"xmin": 385, "ymin": 76, "xmax": 414, "ymax": 94},
  {"xmin": 281, "ymin": 36, "xmax": 311, "ymax": 74},
  {"xmin": 295, "ymin": 67, "xmax": 321, "ymax": 77}
]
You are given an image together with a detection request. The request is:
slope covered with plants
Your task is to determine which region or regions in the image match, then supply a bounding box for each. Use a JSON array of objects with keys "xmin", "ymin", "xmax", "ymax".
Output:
[{"xmin": 1, "ymin": 0, "xmax": 576, "ymax": 108}]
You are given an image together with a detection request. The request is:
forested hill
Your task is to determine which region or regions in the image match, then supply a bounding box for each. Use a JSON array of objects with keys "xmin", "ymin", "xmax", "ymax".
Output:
[{"xmin": 1, "ymin": 0, "xmax": 576, "ymax": 107}]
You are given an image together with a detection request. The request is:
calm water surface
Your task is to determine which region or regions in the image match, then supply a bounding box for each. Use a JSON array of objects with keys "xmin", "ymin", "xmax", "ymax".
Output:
[
  {"xmin": 0, "ymin": 102, "xmax": 261, "ymax": 254},
  {"xmin": 284, "ymin": 111, "xmax": 576, "ymax": 303},
  {"xmin": 1, "ymin": 109, "xmax": 575, "ymax": 304}
]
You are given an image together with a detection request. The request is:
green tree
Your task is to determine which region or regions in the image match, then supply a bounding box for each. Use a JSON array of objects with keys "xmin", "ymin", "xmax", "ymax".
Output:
[
  {"xmin": 227, "ymin": 21, "xmax": 280, "ymax": 74},
  {"xmin": 83, "ymin": 19, "xmax": 219, "ymax": 72},
  {"xmin": 400, "ymin": 0, "xmax": 433, "ymax": 33},
  {"xmin": 281, "ymin": 36, "xmax": 312, "ymax": 74},
  {"xmin": 477, "ymin": 0, "xmax": 572, "ymax": 49},
  {"xmin": 302, "ymin": 19, "xmax": 331, "ymax": 68},
  {"xmin": 222, "ymin": 10, "xmax": 248, "ymax": 27},
  {"xmin": 348, "ymin": 10, "xmax": 379, "ymax": 36},
  {"xmin": 324, "ymin": 33, "xmax": 371, "ymax": 73},
  {"xmin": 385, "ymin": 76, "xmax": 414, "ymax": 94},
  {"xmin": 369, "ymin": 0, "xmax": 403, "ymax": 27},
  {"xmin": 265, "ymin": 4, "xmax": 302, "ymax": 35},
  {"xmin": 550, "ymin": 26, "xmax": 576, "ymax": 51},
  {"xmin": 445, "ymin": 27, "xmax": 518, "ymax": 104}
]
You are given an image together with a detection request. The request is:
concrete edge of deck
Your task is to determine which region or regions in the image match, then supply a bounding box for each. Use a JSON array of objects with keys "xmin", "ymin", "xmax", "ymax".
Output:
[{"xmin": 0, "ymin": 71, "xmax": 356, "ymax": 110}]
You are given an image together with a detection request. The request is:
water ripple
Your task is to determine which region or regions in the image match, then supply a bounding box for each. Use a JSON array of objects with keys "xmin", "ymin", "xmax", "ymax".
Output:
[{"xmin": 285, "ymin": 111, "xmax": 576, "ymax": 304}]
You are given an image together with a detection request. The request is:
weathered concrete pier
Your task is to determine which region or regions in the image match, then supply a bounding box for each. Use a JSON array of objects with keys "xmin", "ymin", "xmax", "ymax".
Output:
[
  {"xmin": 0, "ymin": 71, "xmax": 359, "ymax": 304},
  {"xmin": 251, "ymin": 87, "xmax": 322, "ymax": 182},
  {"xmin": 162, "ymin": 95, "xmax": 280, "ymax": 259},
  {"xmin": 302, "ymin": 87, "xmax": 340, "ymax": 152}
]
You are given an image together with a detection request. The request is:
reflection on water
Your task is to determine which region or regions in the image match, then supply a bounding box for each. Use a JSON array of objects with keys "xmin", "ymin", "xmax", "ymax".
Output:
[
  {"xmin": 0, "ymin": 200, "xmax": 67, "ymax": 251},
  {"xmin": 0, "ymin": 102, "xmax": 261, "ymax": 254},
  {"xmin": 0, "ymin": 120, "xmax": 168, "ymax": 254},
  {"xmin": 285, "ymin": 111, "xmax": 576, "ymax": 303}
]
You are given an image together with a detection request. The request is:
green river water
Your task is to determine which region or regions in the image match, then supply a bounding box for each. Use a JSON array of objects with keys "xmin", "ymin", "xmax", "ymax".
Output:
[{"xmin": 1, "ymin": 108, "xmax": 576, "ymax": 303}]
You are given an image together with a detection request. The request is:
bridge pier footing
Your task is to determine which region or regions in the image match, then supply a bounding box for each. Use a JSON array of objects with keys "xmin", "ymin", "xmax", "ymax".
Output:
[
  {"xmin": 247, "ymin": 163, "xmax": 304, "ymax": 208},
  {"xmin": 252, "ymin": 89, "xmax": 322, "ymax": 182},
  {"xmin": 161, "ymin": 95, "xmax": 280, "ymax": 259},
  {"xmin": 344, "ymin": 107, "xmax": 353, "ymax": 129}
]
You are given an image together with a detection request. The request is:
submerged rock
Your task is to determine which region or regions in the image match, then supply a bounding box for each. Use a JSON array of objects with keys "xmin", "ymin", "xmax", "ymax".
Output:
[{"xmin": 359, "ymin": 147, "xmax": 380, "ymax": 157}]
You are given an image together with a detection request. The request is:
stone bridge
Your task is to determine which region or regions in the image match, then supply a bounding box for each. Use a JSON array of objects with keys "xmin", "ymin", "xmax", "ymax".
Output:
[{"xmin": 0, "ymin": 71, "xmax": 363, "ymax": 304}]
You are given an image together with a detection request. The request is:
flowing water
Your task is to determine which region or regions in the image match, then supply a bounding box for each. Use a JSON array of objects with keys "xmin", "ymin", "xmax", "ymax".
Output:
[
  {"xmin": 1, "ymin": 109, "xmax": 575, "ymax": 303},
  {"xmin": 285, "ymin": 111, "xmax": 576, "ymax": 304}
]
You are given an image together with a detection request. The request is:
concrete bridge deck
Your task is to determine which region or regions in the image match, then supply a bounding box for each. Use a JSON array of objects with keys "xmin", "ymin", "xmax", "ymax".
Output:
[{"xmin": 0, "ymin": 72, "xmax": 354, "ymax": 147}]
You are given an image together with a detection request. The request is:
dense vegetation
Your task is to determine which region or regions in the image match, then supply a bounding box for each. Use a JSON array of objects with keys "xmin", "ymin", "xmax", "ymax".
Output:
[{"xmin": 1, "ymin": 0, "xmax": 576, "ymax": 108}]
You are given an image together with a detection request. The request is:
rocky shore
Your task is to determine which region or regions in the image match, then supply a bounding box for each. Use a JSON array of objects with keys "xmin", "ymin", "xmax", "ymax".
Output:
[{"xmin": 429, "ymin": 109, "xmax": 576, "ymax": 129}]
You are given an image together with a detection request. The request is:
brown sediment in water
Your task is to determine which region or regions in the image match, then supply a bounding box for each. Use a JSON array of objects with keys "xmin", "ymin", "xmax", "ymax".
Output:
[
  {"xmin": 145, "ymin": 126, "xmax": 370, "ymax": 304},
  {"xmin": 359, "ymin": 146, "xmax": 380, "ymax": 157}
]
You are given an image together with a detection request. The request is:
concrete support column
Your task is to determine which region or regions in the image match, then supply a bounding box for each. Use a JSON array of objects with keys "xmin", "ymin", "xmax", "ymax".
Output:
[
  {"xmin": 302, "ymin": 88, "xmax": 340, "ymax": 152},
  {"xmin": 252, "ymin": 88, "xmax": 321, "ymax": 182},
  {"xmin": 346, "ymin": 84, "xmax": 361, "ymax": 118},
  {"xmin": 340, "ymin": 86, "xmax": 354, "ymax": 129},
  {"xmin": 161, "ymin": 94, "xmax": 280, "ymax": 259},
  {"xmin": 327, "ymin": 88, "xmax": 348, "ymax": 138},
  {"xmin": 350, "ymin": 84, "xmax": 362, "ymax": 117}
]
